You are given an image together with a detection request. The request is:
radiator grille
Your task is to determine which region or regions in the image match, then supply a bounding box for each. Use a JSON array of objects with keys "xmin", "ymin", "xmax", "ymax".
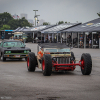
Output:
[
  {"xmin": 11, "ymin": 50, "xmax": 24, "ymax": 53},
  {"xmin": 57, "ymin": 57, "xmax": 70, "ymax": 64}
]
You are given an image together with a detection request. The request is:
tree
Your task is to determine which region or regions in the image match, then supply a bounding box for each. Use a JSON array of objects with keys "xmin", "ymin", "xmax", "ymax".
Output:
[
  {"xmin": 0, "ymin": 12, "xmax": 32, "ymax": 30},
  {"xmin": 0, "ymin": 25, "xmax": 10, "ymax": 30},
  {"xmin": 58, "ymin": 21, "xmax": 64, "ymax": 25},
  {"xmin": 65, "ymin": 21, "xmax": 67, "ymax": 23},
  {"xmin": 8, "ymin": 19, "xmax": 20, "ymax": 29},
  {"xmin": 43, "ymin": 22, "xmax": 50, "ymax": 25},
  {"xmin": 0, "ymin": 12, "xmax": 13, "ymax": 26},
  {"xmin": 19, "ymin": 17, "xmax": 32, "ymax": 27},
  {"xmin": 8, "ymin": 17, "xmax": 32, "ymax": 29},
  {"xmin": 97, "ymin": 12, "xmax": 100, "ymax": 17}
]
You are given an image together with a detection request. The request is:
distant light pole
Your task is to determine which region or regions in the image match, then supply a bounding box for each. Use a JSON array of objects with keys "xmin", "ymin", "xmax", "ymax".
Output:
[
  {"xmin": 33, "ymin": 10, "xmax": 38, "ymax": 26},
  {"xmin": 36, "ymin": 15, "xmax": 40, "ymax": 26}
]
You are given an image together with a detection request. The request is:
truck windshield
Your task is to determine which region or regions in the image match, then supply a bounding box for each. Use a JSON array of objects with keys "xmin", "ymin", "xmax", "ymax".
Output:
[
  {"xmin": 3, "ymin": 41, "xmax": 25, "ymax": 47},
  {"xmin": 45, "ymin": 48, "xmax": 70, "ymax": 53}
]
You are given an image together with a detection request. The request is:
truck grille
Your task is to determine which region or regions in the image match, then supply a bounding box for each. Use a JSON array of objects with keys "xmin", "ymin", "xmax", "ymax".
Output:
[
  {"xmin": 53, "ymin": 57, "xmax": 71, "ymax": 67},
  {"xmin": 11, "ymin": 50, "xmax": 24, "ymax": 53},
  {"xmin": 57, "ymin": 57, "xmax": 70, "ymax": 64}
]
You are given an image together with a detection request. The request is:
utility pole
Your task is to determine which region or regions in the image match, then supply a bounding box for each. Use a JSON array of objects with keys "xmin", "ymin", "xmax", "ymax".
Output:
[
  {"xmin": 33, "ymin": 10, "xmax": 38, "ymax": 26},
  {"xmin": 36, "ymin": 15, "xmax": 40, "ymax": 26}
]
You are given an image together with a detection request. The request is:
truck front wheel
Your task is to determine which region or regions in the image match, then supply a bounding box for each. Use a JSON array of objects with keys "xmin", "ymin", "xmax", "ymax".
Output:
[{"xmin": 42, "ymin": 54, "xmax": 52, "ymax": 76}]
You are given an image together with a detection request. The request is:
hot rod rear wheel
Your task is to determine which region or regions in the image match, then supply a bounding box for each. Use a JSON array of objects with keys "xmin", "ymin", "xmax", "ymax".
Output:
[
  {"xmin": 81, "ymin": 53, "xmax": 92, "ymax": 75},
  {"xmin": 27, "ymin": 52, "xmax": 37, "ymax": 72},
  {"xmin": 70, "ymin": 52, "xmax": 75, "ymax": 63},
  {"xmin": 42, "ymin": 54, "xmax": 52, "ymax": 76}
]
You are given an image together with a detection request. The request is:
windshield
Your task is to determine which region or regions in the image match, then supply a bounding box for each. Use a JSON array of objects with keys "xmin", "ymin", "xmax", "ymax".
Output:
[
  {"xmin": 14, "ymin": 34, "xmax": 27, "ymax": 39},
  {"xmin": 3, "ymin": 41, "xmax": 25, "ymax": 47},
  {"xmin": 44, "ymin": 48, "xmax": 70, "ymax": 53}
]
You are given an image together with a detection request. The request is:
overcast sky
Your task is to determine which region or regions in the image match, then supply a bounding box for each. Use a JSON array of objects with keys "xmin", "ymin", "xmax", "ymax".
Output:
[{"xmin": 0, "ymin": 0, "xmax": 100, "ymax": 24}]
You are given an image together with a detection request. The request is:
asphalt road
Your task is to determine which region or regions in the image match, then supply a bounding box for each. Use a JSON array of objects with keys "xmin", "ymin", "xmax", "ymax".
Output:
[{"xmin": 0, "ymin": 43, "xmax": 100, "ymax": 100}]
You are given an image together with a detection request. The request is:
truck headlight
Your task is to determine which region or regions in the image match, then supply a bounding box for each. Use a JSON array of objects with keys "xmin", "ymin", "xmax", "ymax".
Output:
[
  {"xmin": 24, "ymin": 50, "xmax": 29, "ymax": 53},
  {"xmin": 26, "ymin": 50, "xmax": 29, "ymax": 53},
  {"xmin": 24, "ymin": 50, "xmax": 27, "ymax": 53},
  {"xmin": 5, "ymin": 51, "xmax": 11, "ymax": 54}
]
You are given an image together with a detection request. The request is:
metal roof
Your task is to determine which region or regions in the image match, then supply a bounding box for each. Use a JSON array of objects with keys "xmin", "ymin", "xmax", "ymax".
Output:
[
  {"xmin": 12, "ymin": 27, "xmax": 28, "ymax": 32},
  {"xmin": 62, "ymin": 18, "xmax": 100, "ymax": 32},
  {"xmin": 22, "ymin": 25, "xmax": 56, "ymax": 32},
  {"xmin": 12, "ymin": 27, "xmax": 21, "ymax": 32},
  {"xmin": 41, "ymin": 23, "xmax": 81, "ymax": 33},
  {"xmin": 22, "ymin": 27, "xmax": 33, "ymax": 32},
  {"xmin": 18, "ymin": 27, "xmax": 25, "ymax": 32}
]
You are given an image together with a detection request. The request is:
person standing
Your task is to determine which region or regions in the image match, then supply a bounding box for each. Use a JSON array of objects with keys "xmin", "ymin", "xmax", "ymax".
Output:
[
  {"xmin": 80, "ymin": 35, "xmax": 83, "ymax": 47},
  {"xmin": 37, "ymin": 46, "xmax": 44, "ymax": 63},
  {"xmin": 89, "ymin": 38, "xmax": 92, "ymax": 48}
]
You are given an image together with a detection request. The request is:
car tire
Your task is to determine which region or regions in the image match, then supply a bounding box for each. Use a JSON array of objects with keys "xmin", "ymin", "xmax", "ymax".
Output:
[
  {"xmin": 1, "ymin": 54, "xmax": 6, "ymax": 61},
  {"xmin": 42, "ymin": 54, "xmax": 52, "ymax": 76},
  {"xmin": 81, "ymin": 53, "xmax": 92, "ymax": 75},
  {"xmin": 27, "ymin": 52, "xmax": 37, "ymax": 72},
  {"xmin": 25, "ymin": 57, "xmax": 27, "ymax": 61}
]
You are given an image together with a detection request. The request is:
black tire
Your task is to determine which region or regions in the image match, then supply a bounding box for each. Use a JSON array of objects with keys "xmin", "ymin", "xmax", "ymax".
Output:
[
  {"xmin": 25, "ymin": 57, "xmax": 27, "ymax": 61},
  {"xmin": 1, "ymin": 54, "xmax": 6, "ymax": 61},
  {"xmin": 42, "ymin": 54, "xmax": 52, "ymax": 76},
  {"xmin": 81, "ymin": 53, "xmax": 92, "ymax": 75},
  {"xmin": 27, "ymin": 52, "xmax": 37, "ymax": 72},
  {"xmin": 70, "ymin": 52, "xmax": 75, "ymax": 63}
]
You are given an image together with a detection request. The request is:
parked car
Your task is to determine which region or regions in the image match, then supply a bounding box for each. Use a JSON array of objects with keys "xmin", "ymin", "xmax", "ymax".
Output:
[
  {"xmin": 0, "ymin": 40, "xmax": 31, "ymax": 61},
  {"xmin": 27, "ymin": 43, "xmax": 92, "ymax": 76}
]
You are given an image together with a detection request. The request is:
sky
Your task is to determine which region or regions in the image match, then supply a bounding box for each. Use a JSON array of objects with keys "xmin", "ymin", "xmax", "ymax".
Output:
[{"xmin": 0, "ymin": 0, "xmax": 100, "ymax": 24}]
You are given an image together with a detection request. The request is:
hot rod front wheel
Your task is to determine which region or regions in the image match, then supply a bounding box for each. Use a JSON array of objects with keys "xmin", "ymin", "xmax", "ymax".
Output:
[
  {"xmin": 81, "ymin": 53, "xmax": 92, "ymax": 75},
  {"xmin": 42, "ymin": 54, "xmax": 52, "ymax": 76}
]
